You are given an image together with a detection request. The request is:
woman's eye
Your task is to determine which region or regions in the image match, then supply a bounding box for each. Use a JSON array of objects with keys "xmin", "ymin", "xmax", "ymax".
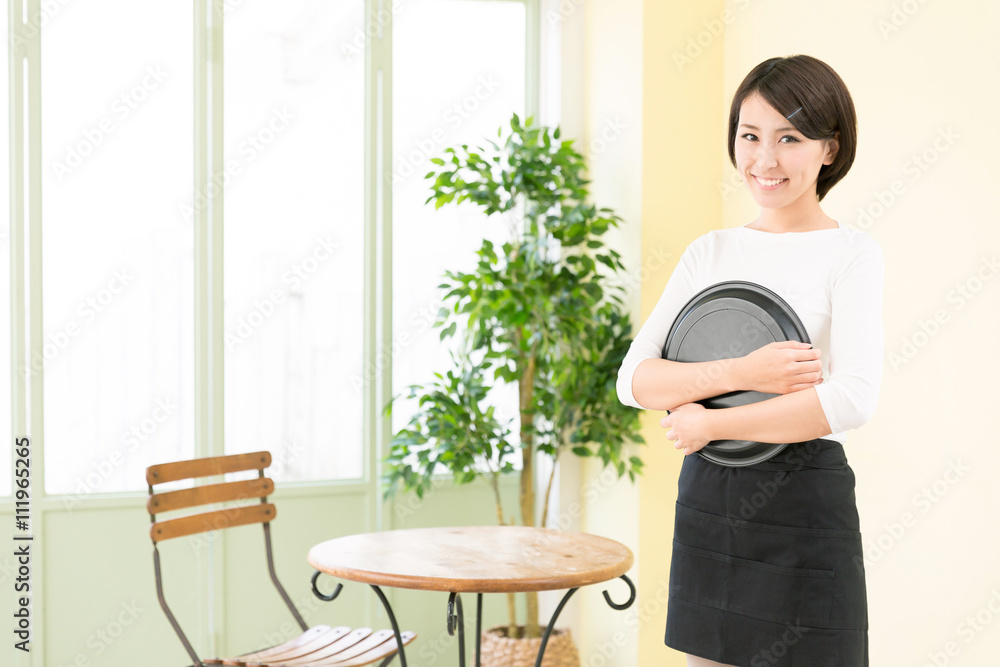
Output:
[
  {"xmin": 741, "ymin": 133, "xmax": 758, "ymax": 141},
  {"xmin": 780, "ymin": 135, "xmax": 800, "ymax": 143}
]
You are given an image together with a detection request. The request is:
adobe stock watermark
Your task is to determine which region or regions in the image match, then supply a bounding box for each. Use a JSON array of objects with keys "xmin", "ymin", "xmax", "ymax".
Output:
[
  {"xmin": 62, "ymin": 397, "xmax": 178, "ymax": 510},
  {"xmin": 178, "ymin": 106, "xmax": 297, "ymax": 225},
  {"xmin": 729, "ymin": 441, "xmax": 827, "ymax": 523},
  {"xmin": 749, "ymin": 624, "xmax": 808, "ymax": 666},
  {"xmin": 585, "ymin": 116, "xmax": 630, "ymax": 161},
  {"xmin": 673, "ymin": 0, "xmax": 755, "ymax": 73},
  {"xmin": 855, "ymin": 126, "xmax": 958, "ymax": 230},
  {"xmin": 21, "ymin": 268, "xmax": 134, "ymax": 378},
  {"xmin": 51, "ymin": 65, "xmax": 168, "ymax": 182},
  {"xmin": 855, "ymin": 459, "xmax": 968, "ymax": 571},
  {"xmin": 877, "ymin": 0, "xmax": 932, "ymax": 40},
  {"xmin": 9, "ymin": 0, "xmax": 75, "ymax": 47},
  {"xmin": 415, "ymin": 626, "xmax": 457, "ymax": 667},
  {"xmin": 0, "ymin": 556, "xmax": 17, "ymax": 586},
  {"xmin": 387, "ymin": 74, "xmax": 502, "ymax": 188},
  {"xmin": 349, "ymin": 296, "xmax": 447, "ymax": 391},
  {"xmin": 920, "ymin": 589, "xmax": 1000, "ymax": 667},
  {"xmin": 889, "ymin": 254, "xmax": 998, "ymax": 371},
  {"xmin": 545, "ymin": 0, "xmax": 584, "ymax": 27},
  {"xmin": 622, "ymin": 577, "xmax": 669, "ymax": 632},
  {"xmin": 53, "ymin": 600, "xmax": 144, "ymax": 667},
  {"xmin": 216, "ymin": 0, "xmax": 256, "ymax": 17},
  {"xmin": 339, "ymin": 0, "xmax": 402, "ymax": 62},
  {"xmin": 225, "ymin": 236, "xmax": 340, "ymax": 350},
  {"xmin": 605, "ymin": 246, "xmax": 674, "ymax": 294},
  {"xmin": 393, "ymin": 476, "xmax": 456, "ymax": 525},
  {"xmin": 524, "ymin": 464, "xmax": 641, "ymax": 560},
  {"xmin": 253, "ymin": 590, "xmax": 324, "ymax": 652}
]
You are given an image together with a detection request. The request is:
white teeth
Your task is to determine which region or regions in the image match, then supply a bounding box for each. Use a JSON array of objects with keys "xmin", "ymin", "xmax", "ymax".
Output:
[{"xmin": 755, "ymin": 176, "xmax": 785, "ymax": 187}]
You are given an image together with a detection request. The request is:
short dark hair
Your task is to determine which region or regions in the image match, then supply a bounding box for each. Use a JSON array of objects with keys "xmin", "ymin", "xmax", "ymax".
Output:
[{"xmin": 727, "ymin": 55, "xmax": 857, "ymax": 201}]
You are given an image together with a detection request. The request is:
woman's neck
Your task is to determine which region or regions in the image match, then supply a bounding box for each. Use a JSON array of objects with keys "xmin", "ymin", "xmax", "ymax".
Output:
[{"xmin": 750, "ymin": 198, "xmax": 837, "ymax": 233}]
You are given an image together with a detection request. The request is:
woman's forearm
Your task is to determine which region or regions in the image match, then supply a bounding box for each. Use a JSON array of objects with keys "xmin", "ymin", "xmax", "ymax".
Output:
[
  {"xmin": 705, "ymin": 387, "xmax": 832, "ymax": 444},
  {"xmin": 631, "ymin": 357, "xmax": 741, "ymax": 412}
]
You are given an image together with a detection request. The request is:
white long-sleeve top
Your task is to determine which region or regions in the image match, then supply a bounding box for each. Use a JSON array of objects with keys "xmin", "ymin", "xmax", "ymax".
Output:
[{"xmin": 616, "ymin": 222, "xmax": 885, "ymax": 445}]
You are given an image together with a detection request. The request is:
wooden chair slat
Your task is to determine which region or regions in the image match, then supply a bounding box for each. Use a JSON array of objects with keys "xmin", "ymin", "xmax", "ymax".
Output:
[
  {"xmin": 147, "ymin": 478, "xmax": 274, "ymax": 515},
  {"xmin": 251, "ymin": 627, "xmax": 371, "ymax": 664},
  {"xmin": 227, "ymin": 625, "xmax": 344, "ymax": 663},
  {"xmin": 302, "ymin": 632, "xmax": 417, "ymax": 667},
  {"xmin": 150, "ymin": 503, "xmax": 276, "ymax": 543},
  {"xmin": 146, "ymin": 451, "xmax": 271, "ymax": 486},
  {"xmin": 274, "ymin": 628, "xmax": 376, "ymax": 665}
]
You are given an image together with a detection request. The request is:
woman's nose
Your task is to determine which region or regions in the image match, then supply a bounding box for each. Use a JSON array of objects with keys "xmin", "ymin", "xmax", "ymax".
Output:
[{"xmin": 755, "ymin": 144, "xmax": 778, "ymax": 170}]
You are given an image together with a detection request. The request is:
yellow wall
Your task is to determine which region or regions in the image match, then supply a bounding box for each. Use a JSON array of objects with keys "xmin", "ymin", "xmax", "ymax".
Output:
[
  {"xmin": 636, "ymin": 2, "xmax": 727, "ymax": 665},
  {"xmin": 600, "ymin": 2, "xmax": 1000, "ymax": 666},
  {"xmin": 720, "ymin": 2, "xmax": 1000, "ymax": 665}
]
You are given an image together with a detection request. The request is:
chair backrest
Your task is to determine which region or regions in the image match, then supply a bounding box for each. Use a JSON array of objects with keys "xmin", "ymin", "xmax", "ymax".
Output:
[
  {"xmin": 147, "ymin": 450, "xmax": 275, "ymax": 542},
  {"xmin": 147, "ymin": 450, "xmax": 307, "ymax": 666}
]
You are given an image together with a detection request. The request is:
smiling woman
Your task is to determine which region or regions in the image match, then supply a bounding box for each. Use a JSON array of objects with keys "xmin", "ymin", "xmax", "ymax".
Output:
[
  {"xmin": 727, "ymin": 55, "xmax": 858, "ymax": 205},
  {"xmin": 619, "ymin": 54, "xmax": 882, "ymax": 667}
]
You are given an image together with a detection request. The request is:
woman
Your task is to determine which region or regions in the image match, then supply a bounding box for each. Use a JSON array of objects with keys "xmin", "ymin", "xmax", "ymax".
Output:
[{"xmin": 616, "ymin": 55, "xmax": 883, "ymax": 666}]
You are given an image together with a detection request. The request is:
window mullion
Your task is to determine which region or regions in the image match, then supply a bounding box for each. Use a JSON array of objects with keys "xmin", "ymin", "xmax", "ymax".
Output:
[
  {"xmin": 368, "ymin": 0, "xmax": 393, "ymax": 532},
  {"xmin": 194, "ymin": 0, "xmax": 226, "ymax": 657},
  {"xmin": 193, "ymin": 0, "xmax": 225, "ymax": 461}
]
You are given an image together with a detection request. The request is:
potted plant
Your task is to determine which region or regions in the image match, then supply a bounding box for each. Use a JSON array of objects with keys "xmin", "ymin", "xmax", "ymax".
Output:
[{"xmin": 382, "ymin": 113, "xmax": 644, "ymax": 664}]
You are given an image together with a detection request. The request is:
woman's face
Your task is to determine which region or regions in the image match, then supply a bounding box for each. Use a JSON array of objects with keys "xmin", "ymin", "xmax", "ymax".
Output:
[{"xmin": 734, "ymin": 93, "xmax": 838, "ymax": 208}]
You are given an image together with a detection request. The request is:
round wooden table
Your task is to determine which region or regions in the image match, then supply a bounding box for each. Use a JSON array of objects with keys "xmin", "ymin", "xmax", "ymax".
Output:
[{"xmin": 307, "ymin": 526, "xmax": 636, "ymax": 667}]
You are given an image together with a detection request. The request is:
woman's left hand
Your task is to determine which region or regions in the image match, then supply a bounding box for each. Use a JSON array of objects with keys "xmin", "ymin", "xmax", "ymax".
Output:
[{"xmin": 660, "ymin": 402, "xmax": 712, "ymax": 456}]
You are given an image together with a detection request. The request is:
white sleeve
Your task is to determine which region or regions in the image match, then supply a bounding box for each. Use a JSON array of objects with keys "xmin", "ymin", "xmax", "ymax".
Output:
[
  {"xmin": 616, "ymin": 241, "xmax": 701, "ymax": 410},
  {"xmin": 813, "ymin": 235, "xmax": 885, "ymax": 433}
]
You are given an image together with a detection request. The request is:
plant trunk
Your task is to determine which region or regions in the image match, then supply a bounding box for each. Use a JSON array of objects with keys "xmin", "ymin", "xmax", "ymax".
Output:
[
  {"xmin": 540, "ymin": 454, "xmax": 558, "ymax": 529},
  {"xmin": 490, "ymin": 473, "xmax": 518, "ymax": 638},
  {"xmin": 519, "ymin": 347, "xmax": 540, "ymax": 639}
]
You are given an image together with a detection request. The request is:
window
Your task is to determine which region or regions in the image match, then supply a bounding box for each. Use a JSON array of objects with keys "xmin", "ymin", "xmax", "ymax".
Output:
[
  {"xmin": 41, "ymin": 0, "xmax": 194, "ymax": 495},
  {"xmin": 14, "ymin": 0, "xmax": 532, "ymax": 498},
  {"xmin": 223, "ymin": 0, "xmax": 365, "ymax": 481},
  {"xmin": 390, "ymin": 0, "xmax": 526, "ymax": 437}
]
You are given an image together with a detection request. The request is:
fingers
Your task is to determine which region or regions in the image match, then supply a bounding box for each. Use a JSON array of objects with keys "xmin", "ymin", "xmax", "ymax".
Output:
[
  {"xmin": 787, "ymin": 381, "xmax": 821, "ymax": 392},
  {"xmin": 790, "ymin": 363, "xmax": 822, "ymax": 378},
  {"xmin": 773, "ymin": 340, "xmax": 813, "ymax": 349},
  {"xmin": 791, "ymin": 347, "xmax": 821, "ymax": 362}
]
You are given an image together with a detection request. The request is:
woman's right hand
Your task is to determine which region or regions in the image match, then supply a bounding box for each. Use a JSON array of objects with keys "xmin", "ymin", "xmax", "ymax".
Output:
[{"xmin": 734, "ymin": 340, "xmax": 823, "ymax": 395}]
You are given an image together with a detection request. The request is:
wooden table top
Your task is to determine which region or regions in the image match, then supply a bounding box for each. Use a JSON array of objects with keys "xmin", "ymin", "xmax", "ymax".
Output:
[{"xmin": 307, "ymin": 526, "xmax": 634, "ymax": 593}]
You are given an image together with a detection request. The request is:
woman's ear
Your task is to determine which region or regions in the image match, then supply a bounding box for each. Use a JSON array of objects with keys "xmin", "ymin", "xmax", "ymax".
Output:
[{"xmin": 823, "ymin": 131, "xmax": 841, "ymax": 166}]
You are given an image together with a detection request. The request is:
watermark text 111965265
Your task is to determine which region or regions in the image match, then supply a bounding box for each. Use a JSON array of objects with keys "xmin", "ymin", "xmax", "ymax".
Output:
[{"xmin": 14, "ymin": 436, "xmax": 32, "ymax": 653}]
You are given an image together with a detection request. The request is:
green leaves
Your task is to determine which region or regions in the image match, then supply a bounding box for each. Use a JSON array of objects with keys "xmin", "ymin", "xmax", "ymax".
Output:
[
  {"xmin": 384, "ymin": 111, "xmax": 647, "ymax": 519},
  {"xmin": 383, "ymin": 357, "xmax": 516, "ymax": 501}
]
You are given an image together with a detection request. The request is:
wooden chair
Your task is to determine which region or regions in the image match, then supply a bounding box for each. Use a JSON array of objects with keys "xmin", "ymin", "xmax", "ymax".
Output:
[{"xmin": 146, "ymin": 451, "xmax": 415, "ymax": 666}]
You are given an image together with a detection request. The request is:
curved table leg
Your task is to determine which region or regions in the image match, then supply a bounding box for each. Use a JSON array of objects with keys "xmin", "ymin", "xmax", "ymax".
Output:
[
  {"xmin": 534, "ymin": 575, "xmax": 635, "ymax": 667},
  {"xmin": 447, "ymin": 592, "xmax": 467, "ymax": 667},
  {"xmin": 602, "ymin": 574, "xmax": 637, "ymax": 610},
  {"xmin": 311, "ymin": 573, "xmax": 408, "ymax": 667},
  {"xmin": 371, "ymin": 585, "xmax": 409, "ymax": 667},
  {"xmin": 534, "ymin": 587, "xmax": 579, "ymax": 667},
  {"xmin": 475, "ymin": 594, "xmax": 483, "ymax": 667},
  {"xmin": 311, "ymin": 569, "xmax": 343, "ymax": 601}
]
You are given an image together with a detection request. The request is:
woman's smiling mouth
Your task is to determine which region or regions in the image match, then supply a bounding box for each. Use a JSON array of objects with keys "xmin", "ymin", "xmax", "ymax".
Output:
[{"xmin": 752, "ymin": 175, "xmax": 788, "ymax": 190}]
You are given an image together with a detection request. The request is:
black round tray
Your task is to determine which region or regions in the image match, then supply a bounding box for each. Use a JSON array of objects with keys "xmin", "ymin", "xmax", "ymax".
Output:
[{"xmin": 661, "ymin": 280, "xmax": 811, "ymax": 467}]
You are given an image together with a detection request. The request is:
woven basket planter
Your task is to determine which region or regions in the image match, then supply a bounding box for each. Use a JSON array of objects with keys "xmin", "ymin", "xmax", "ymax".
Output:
[{"xmin": 480, "ymin": 625, "xmax": 580, "ymax": 667}]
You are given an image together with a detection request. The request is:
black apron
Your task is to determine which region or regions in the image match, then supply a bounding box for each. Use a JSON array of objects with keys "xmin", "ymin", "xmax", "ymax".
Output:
[{"xmin": 665, "ymin": 438, "xmax": 868, "ymax": 666}]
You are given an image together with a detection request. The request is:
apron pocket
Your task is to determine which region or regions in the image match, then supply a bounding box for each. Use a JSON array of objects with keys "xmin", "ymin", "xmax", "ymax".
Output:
[{"xmin": 670, "ymin": 541, "xmax": 835, "ymax": 628}]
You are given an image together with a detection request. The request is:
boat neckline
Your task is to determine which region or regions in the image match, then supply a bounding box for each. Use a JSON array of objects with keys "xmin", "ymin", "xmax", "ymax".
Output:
[{"xmin": 739, "ymin": 221, "xmax": 843, "ymax": 234}]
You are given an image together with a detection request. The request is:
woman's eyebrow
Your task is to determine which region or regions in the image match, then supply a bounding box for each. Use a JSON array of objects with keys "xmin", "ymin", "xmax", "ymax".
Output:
[{"xmin": 739, "ymin": 123, "xmax": 799, "ymax": 132}]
